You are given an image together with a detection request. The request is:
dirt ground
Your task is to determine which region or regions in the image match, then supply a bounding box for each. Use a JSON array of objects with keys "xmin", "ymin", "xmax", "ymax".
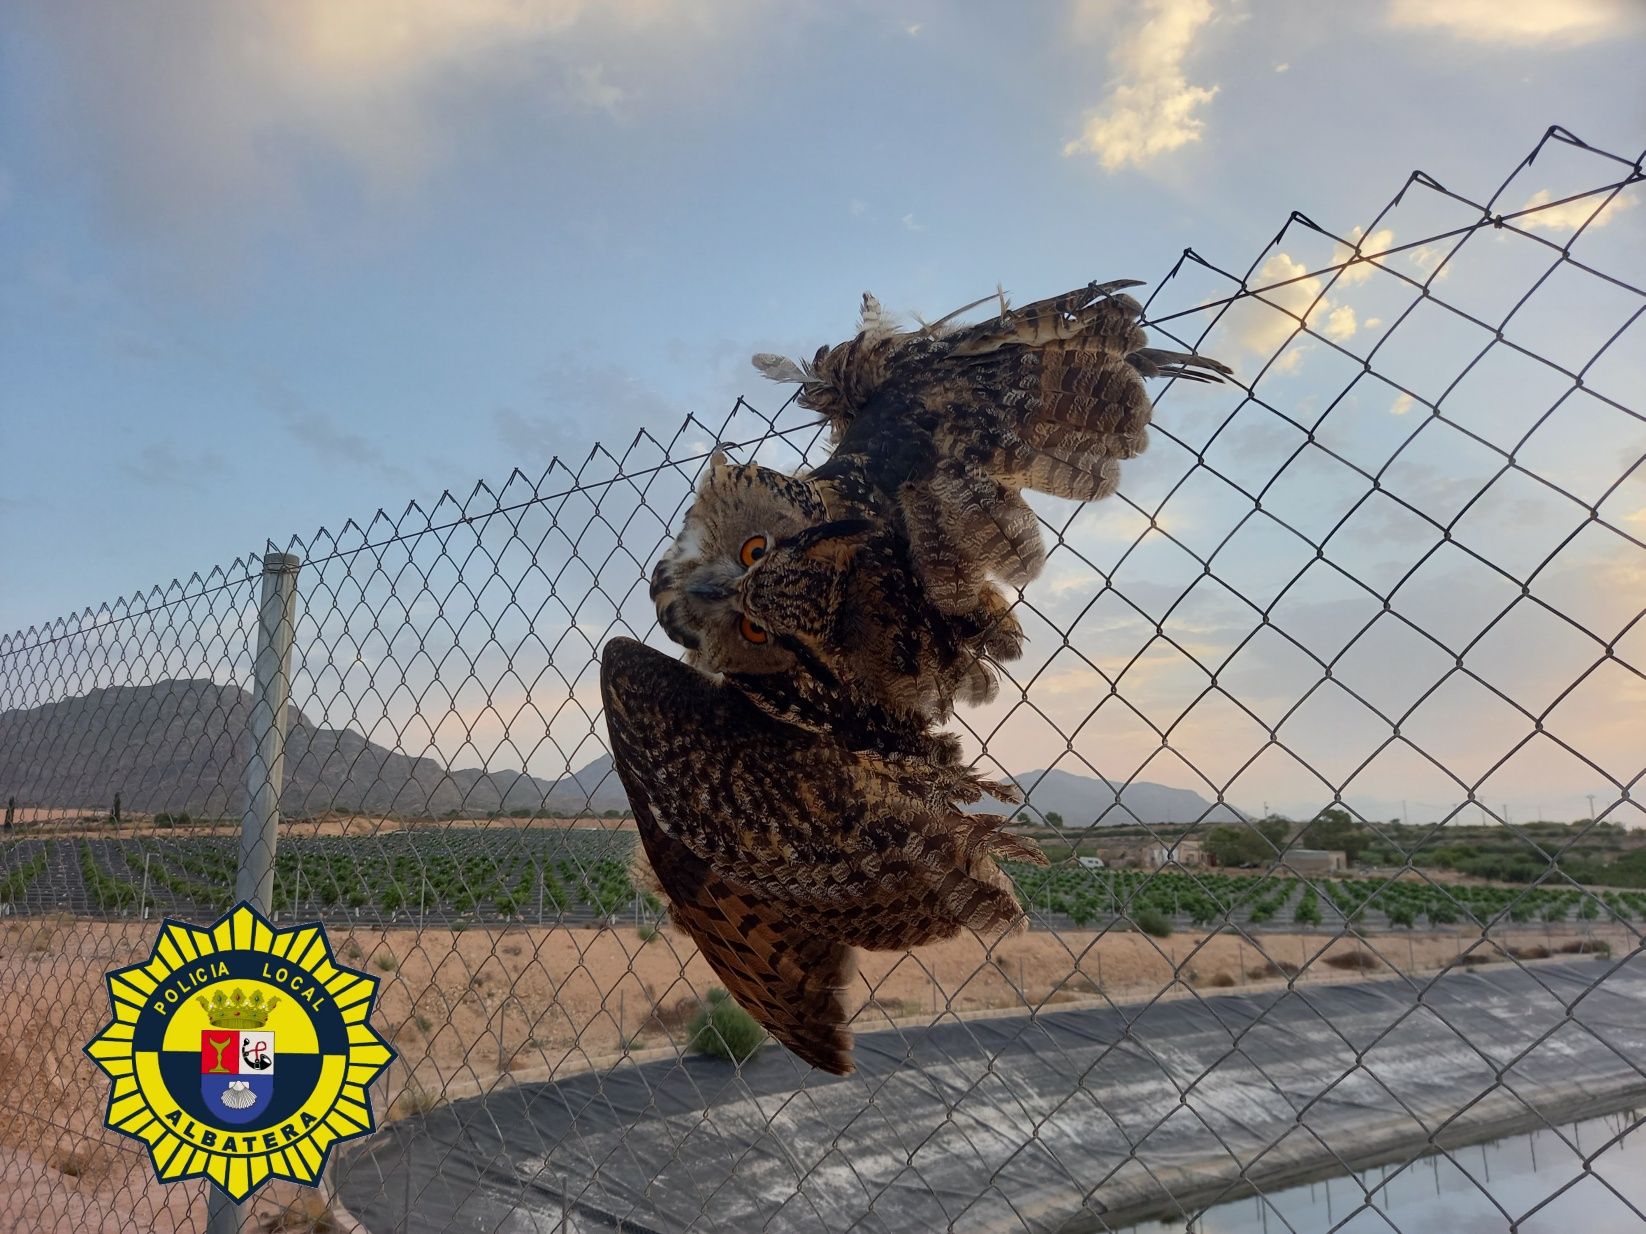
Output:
[{"xmin": 0, "ymin": 914, "xmax": 1629, "ymax": 1233}]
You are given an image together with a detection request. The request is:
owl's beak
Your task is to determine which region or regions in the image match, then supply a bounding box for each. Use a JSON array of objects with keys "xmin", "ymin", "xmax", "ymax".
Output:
[{"xmin": 686, "ymin": 579, "xmax": 734, "ymax": 601}]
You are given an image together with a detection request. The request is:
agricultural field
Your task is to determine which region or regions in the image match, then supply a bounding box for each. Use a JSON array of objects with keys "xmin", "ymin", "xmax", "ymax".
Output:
[
  {"xmin": 0, "ymin": 830, "xmax": 648, "ymax": 927},
  {"xmin": 2, "ymin": 830, "xmax": 1642, "ymax": 934}
]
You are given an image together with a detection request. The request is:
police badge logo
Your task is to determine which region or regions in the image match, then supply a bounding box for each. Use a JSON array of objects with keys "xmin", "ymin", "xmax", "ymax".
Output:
[{"xmin": 84, "ymin": 902, "xmax": 395, "ymax": 1202}]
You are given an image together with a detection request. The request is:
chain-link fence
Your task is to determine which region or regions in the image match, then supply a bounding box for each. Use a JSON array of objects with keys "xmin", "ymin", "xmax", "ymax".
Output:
[{"xmin": 3, "ymin": 126, "xmax": 1643, "ymax": 1233}]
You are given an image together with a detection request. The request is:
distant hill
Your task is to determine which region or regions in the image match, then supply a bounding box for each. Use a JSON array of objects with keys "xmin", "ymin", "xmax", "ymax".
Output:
[
  {"xmin": 0, "ymin": 679, "xmax": 625, "ymax": 818},
  {"xmin": 971, "ymin": 767, "xmax": 1246, "ymax": 827},
  {"xmin": 0, "ymin": 680, "xmax": 1240, "ymax": 825}
]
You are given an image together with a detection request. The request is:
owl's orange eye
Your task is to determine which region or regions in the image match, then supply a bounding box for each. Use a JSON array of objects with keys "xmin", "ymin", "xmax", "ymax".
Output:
[
  {"xmin": 739, "ymin": 535, "xmax": 768, "ymax": 568},
  {"xmin": 739, "ymin": 614, "xmax": 768, "ymax": 644}
]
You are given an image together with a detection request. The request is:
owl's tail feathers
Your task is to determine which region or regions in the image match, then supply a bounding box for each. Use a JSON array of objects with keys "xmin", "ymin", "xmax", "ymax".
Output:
[
  {"xmin": 1128, "ymin": 347, "xmax": 1235, "ymax": 383},
  {"xmin": 653, "ymin": 835, "xmax": 860, "ymax": 1075},
  {"xmin": 921, "ymin": 813, "xmax": 1047, "ymax": 940}
]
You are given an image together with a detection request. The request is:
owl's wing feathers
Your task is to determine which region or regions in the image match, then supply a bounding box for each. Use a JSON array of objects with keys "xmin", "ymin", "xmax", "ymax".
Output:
[
  {"xmin": 768, "ymin": 281, "xmax": 1233, "ymax": 609},
  {"xmin": 600, "ymin": 637, "xmax": 1043, "ymax": 1072},
  {"xmin": 645, "ymin": 821, "xmax": 858, "ymax": 1075},
  {"xmin": 757, "ymin": 279, "xmax": 1232, "ymax": 500}
]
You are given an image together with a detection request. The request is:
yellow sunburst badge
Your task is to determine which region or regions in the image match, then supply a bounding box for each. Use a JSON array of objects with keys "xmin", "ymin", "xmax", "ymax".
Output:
[{"xmin": 84, "ymin": 901, "xmax": 396, "ymax": 1202}]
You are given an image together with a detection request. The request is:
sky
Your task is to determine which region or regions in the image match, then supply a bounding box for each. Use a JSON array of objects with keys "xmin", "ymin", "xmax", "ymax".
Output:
[{"xmin": 2, "ymin": 1, "xmax": 1643, "ymax": 827}]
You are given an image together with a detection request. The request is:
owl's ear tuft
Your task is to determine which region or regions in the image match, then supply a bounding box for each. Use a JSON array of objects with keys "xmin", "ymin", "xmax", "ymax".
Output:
[{"xmin": 858, "ymin": 292, "xmax": 901, "ymax": 338}]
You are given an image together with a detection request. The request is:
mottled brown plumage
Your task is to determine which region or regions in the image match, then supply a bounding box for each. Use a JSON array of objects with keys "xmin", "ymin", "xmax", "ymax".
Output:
[
  {"xmin": 601, "ymin": 638, "xmax": 1039, "ymax": 1074},
  {"xmin": 603, "ymin": 280, "xmax": 1231, "ymax": 1072}
]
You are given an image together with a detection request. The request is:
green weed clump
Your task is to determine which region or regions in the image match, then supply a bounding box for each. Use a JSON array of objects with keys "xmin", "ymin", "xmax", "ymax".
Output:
[
  {"xmin": 1133, "ymin": 907, "xmax": 1173, "ymax": 938},
  {"xmin": 688, "ymin": 988, "xmax": 766, "ymax": 1063}
]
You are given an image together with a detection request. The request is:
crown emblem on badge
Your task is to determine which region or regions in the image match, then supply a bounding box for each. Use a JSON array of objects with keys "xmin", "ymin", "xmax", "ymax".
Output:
[{"xmin": 196, "ymin": 987, "xmax": 279, "ymax": 1029}]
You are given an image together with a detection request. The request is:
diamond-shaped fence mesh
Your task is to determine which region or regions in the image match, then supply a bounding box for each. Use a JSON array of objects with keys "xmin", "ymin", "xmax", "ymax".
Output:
[{"xmin": 2, "ymin": 127, "xmax": 1643, "ymax": 1233}]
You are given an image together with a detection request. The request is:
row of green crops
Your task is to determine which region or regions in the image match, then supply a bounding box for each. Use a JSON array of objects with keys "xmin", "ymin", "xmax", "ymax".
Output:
[
  {"xmin": 19, "ymin": 832, "xmax": 1646, "ymax": 928},
  {"xmin": 998, "ymin": 864, "xmax": 1643, "ymax": 930},
  {"xmin": 0, "ymin": 851, "xmax": 47, "ymax": 903},
  {"xmin": 107, "ymin": 832, "xmax": 659, "ymax": 921},
  {"xmin": 79, "ymin": 841, "xmax": 137, "ymax": 910}
]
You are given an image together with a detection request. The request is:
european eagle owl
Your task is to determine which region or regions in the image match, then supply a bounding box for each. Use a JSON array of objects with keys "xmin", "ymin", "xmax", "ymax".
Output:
[{"xmin": 602, "ymin": 280, "xmax": 1231, "ymax": 1073}]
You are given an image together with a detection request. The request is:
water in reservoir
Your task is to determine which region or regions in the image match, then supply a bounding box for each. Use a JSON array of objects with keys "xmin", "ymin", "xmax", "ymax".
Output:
[{"xmin": 1121, "ymin": 1109, "xmax": 1645, "ymax": 1233}]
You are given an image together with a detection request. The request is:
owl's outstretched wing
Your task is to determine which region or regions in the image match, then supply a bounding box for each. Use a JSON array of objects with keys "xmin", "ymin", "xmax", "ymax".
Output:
[
  {"xmin": 772, "ymin": 280, "xmax": 1232, "ymax": 615},
  {"xmin": 599, "ymin": 637, "xmax": 1040, "ymax": 1074}
]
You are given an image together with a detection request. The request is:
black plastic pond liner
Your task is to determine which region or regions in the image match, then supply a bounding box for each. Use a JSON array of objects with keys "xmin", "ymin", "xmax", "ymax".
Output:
[{"xmin": 336, "ymin": 957, "xmax": 1646, "ymax": 1233}]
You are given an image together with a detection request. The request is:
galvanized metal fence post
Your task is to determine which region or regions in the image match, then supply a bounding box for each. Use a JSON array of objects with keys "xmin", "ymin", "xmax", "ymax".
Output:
[{"xmin": 207, "ymin": 550, "xmax": 300, "ymax": 1234}]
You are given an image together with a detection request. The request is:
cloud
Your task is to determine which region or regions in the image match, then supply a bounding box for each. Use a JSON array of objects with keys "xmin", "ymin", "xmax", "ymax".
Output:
[
  {"xmin": 493, "ymin": 407, "xmax": 580, "ymax": 468},
  {"xmin": 1517, "ymin": 188, "xmax": 1637, "ymax": 233},
  {"xmin": 1390, "ymin": 393, "xmax": 1417, "ymax": 416},
  {"xmin": 15, "ymin": 1, "xmax": 757, "ymax": 240},
  {"xmin": 1386, "ymin": 0, "xmax": 1636, "ymax": 46},
  {"xmin": 1064, "ymin": 0, "xmax": 1220, "ymax": 172},
  {"xmin": 1405, "ymin": 243, "xmax": 1452, "ymax": 282},
  {"xmin": 1273, "ymin": 62, "xmax": 1290, "ymax": 73},
  {"xmin": 119, "ymin": 441, "xmax": 231, "ymax": 488},
  {"xmin": 900, "ymin": 213, "xmax": 925, "ymax": 232},
  {"xmin": 562, "ymin": 63, "xmax": 625, "ymax": 114},
  {"xmin": 1332, "ymin": 226, "xmax": 1397, "ymax": 286},
  {"xmin": 1321, "ymin": 304, "xmax": 1357, "ymax": 341},
  {"xmin": 1219, "ymin": 249, "xmax": 1359, "ymax": 368},
  {"xmin": 257, "ymin": 374, "xmax": 417, "ymax": 486},
  {"xmin": 493, "ymin": 360, "xmax": 684, "ymax": 470}
]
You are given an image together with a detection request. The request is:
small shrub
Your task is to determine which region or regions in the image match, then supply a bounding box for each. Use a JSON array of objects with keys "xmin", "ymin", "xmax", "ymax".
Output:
[
  {"xmin": 636, "ymin": 924, "xmax": 660, "ymax": 943},
  {"xmin": 1248, "ymin": 960, "xmax": 1300, "ymax": 980},
  {"xmin": 372, "ymin": 951, "xmax": 398, "ymax": 972},
  {"xmin": 687, "ymin": 988, "xmax": 766, "ymax": 1063},
  {"xmin": 1208, "ymin": 972, "xmax": 1237, "ymax": 988},
  {"xmin": 1325, "ymin": 949, "xmax": 1380, "ymax": 973},
  {"xmin": 1510, "ymin": 944, "xmax": 1551, "ymax": 960},
  {"xmin": 1558, "ymin": 938, "xmax": 1612, "ymax": 958},
  {"xmin": 391, "ymin": 1081, "xmax": 444, "ymax": 1119},
  {"xmin": 1133, "ymin": 907, "xmax": 1173, "ymax": 938}
]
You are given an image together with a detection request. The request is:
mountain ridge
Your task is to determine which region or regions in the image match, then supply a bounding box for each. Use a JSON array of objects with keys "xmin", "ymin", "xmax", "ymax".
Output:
[{"xmin": 0, "ymin": 679, "xmax": 1242, "ymax": 824}]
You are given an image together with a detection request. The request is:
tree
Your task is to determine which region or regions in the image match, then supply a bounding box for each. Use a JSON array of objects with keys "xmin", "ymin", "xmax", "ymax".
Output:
[
  {"xmin": 1299, "ymin": 808, "xmax": 1368, "ymax": 863},
  {"xmin": 1045, "ymin": 811, "xmax": 1064, "ymax": 828},
  {"xmin": 1256, "ymin": 817, "xmax": 1290, "ymax": 855},
  {"xmin": 1205, "ymin": 825, "xmax": 1266, "ymax": 868}
]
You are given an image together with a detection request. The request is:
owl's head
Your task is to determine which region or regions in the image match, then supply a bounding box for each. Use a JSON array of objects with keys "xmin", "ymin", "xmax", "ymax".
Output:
[{"xmin": 650, "ymin": 451, "xmax": 843, "ymax": 675}]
